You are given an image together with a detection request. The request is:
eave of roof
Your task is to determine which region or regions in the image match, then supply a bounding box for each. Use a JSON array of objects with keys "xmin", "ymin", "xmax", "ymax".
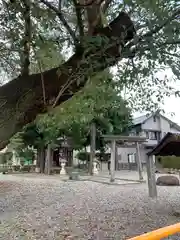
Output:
[{"xmin": 147, "ymin": 132, "xmax": 180, "ymax": 156}]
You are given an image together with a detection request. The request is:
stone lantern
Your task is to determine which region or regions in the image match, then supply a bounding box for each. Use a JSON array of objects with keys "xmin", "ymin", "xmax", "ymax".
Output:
[
  {"xmin": 59, "ymin": 157, "xmax": 67, "ymax": 175},
  {"xmin": 92, "ymin": 160, "xmax": 99, "ymax": 175}
]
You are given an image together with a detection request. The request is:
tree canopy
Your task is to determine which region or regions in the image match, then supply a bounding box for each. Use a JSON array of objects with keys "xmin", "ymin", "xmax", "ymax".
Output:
[
  {"xmin": 9, "ymin": 71, "xmax": 132, "ymax": 152},
  {"xmin": 0, "ymin": 0, "xmax": 179, "ymax": 149}
]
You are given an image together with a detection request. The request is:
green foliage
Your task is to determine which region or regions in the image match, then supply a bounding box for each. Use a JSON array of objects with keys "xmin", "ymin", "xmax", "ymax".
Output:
[
  {"xmin": 37, "ymin": 71, "xmax": 132, "ymax": 149},
  {"xmin": 159, "ymin": 156, "xmax": 180, "ymax": 169},
  {"xmin": 0, "ymin": 152, "xmax": 12, "ymax": 164},
  {"xmin": 9, "ymin": 70, "xmax": 131, "ymax": 152},
  {"xmin": 22, "ymin": 123, "xmax": 45, "ymax": 148},
  {"xmin": 0, "ymin": 0, "xmax": 179, "ymax": 109},
  {"xmin": 95, "ymin": 152, "xmax": 111, "ymax": 162},
  {"xmin": 8, "ymin": 132, "xmax": 25, "ymax": 151},
  {"xmin": 17, "ymin": 148, "xmax": 34, "ymax": 161},
  {"xmin": 3, "ymin": 0, "xmax": 180, "ymax": 149},
  {"xmin": 76, "ymin": 152, "xmax": 90, "ymax": 162}
]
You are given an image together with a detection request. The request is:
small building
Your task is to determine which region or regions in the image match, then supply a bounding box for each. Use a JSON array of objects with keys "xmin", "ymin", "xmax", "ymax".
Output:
[
  {"xmin": 148, "ymin": 132, "xmax": 180, "ymax": 162},
  {"xmin": 52, "ymin": 137, "xmax": 73, "ymax": 167},
  {"xmin": 116, "ymin": 112, "xmax": 180, "ymax": 169}
]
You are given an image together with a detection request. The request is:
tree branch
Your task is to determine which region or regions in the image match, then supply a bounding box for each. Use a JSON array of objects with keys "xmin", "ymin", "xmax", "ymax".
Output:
[
  {"xmin": 161, "ymin": 40, "xmax": 180, "ymax": 46},
  {"xmin": 0, "ymin": 11, "xmax": 135, "ymax": 149},
  {"xmin": 39, "ymin": 0, "xmax": 78, "ymax": 45},
  {"xmin": 85, "ymin": 0, "xmax": 103, "ymax": 34},
  {"xmin": 72, "ymin": 0, "xmax": 84, "ymax": 39},
  {"xmin": 102, "ymin": 0, "xmax": 113, "ymax": 12},
  {"xmin": 76, "ymin": 0, "xmax": 102, "ymax": 7},
  {"xmin": 123, "ymin": 9, "xmax": 180, "ymax": 58},
  {"xmin": 143, "ymin": 9, "xmax": 180, "ymax": 38},
  {"xmin": 20, "ymin": 0, "xmax": 31, "ymax": 76}
]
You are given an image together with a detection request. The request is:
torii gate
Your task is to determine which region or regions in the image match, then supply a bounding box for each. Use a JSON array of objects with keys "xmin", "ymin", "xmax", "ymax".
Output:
[{"xmin": 103, "ymin": 135, "xmax": 147, "ymax": 182}]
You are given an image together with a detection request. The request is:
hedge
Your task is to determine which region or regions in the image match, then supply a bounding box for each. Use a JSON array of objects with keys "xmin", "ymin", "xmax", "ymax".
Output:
[{"xmin": 158, "ymin": 156, "xmax": 180, "ymax": 169}]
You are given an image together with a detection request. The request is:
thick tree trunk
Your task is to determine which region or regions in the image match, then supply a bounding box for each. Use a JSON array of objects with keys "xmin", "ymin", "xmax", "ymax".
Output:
[
  {"xmin": 35, "ymin": 149, "xmax": 40, "ymax": 173},
  {"xmin": 45, "ymin": 145, "xmax": 52, "ymax": 175},
  {"xmin": 0, "ymin": 12, "xmax": 135, "ymax": 150},
  {"xmin": 47, "ymin": 145, "xmax": 52, "ymax": 175},
  {"xmin": 39, "ymin": 146, "xmax": 45, "ymax": 173}
]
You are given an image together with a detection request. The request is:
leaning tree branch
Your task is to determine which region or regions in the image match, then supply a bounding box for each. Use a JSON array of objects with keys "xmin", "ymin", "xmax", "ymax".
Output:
[
  {"xmin": 20, "ymin": 0, "xmax": 31, "ymax": 76},
  {"xmin": 39, "ymin": 0, "xmax": 78, "ymax": 44},
  {"xmin": 0, "ymin": 11, "xmax": 135, "ymax": 149}
]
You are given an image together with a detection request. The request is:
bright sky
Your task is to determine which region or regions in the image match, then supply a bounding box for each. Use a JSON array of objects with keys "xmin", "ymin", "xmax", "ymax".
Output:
[
  {"xmin": 133, "ymin": 69, "xmax": 180, "ymax": 125},
  {"xmin": 134, "ymin": 96, "xmax": 180, "ymax": 125}
]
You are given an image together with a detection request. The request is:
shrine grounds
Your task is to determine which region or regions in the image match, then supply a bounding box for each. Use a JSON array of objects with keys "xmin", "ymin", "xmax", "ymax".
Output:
[{"xmin": 0, "ymin": 173, "xmax": 180, "ymax": 239}]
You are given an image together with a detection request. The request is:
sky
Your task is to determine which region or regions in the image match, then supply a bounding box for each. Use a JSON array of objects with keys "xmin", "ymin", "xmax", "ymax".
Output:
[
  {"xmin": 134, "ymin": 96, "xmax": 180, "ymax": 124},
  {"xmin": 133, "ymin": 69, "xmax": 180, "ymax": 125}
]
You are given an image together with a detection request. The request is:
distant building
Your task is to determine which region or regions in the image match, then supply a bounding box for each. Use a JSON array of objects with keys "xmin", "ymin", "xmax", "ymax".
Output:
[{"xmin": 116, "ymin": 112, "xmax": 180, "ymax": 170}]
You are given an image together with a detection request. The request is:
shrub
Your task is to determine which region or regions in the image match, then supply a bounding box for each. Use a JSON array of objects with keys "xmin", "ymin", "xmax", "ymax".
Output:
[
  {"xmin": 76, "ymin": 152, "xmax": 90, "ymax": 162},
  {"xmin": 76, "ymin": 152, "xmax": 111, "ymax": 162},
  {"xmin": 95, "ymin": 153, "xmax": 111, "ymax": 162},
  {"xmin": 160, "ymin": 156, "xmax": 180, "ymax": 169},
  {"xmin": 0, "ymin": 152, "xmax": 13, "ymax": 164}
]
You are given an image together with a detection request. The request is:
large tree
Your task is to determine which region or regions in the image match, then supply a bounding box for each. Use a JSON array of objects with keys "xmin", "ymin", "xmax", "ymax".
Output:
[
  {"xmin": 37, "ymin": 71, "xmax": 132, "ymax": 148},
  {"xmin": 0, "ymin": 0, "xmax": 179, "ymax": 149}
]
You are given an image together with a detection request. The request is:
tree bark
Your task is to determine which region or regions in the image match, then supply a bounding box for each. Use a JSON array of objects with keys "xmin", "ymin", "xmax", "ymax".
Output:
[
  {"xmin": 0, "ymin": 12, "xmax": 135, "ymax": 150},
  {"xmin": 39, "ymin": 146, "xmax": 45, "ymax": 173},
  {"xmin": 47, "ymin": 144, "xmax": 52, "ymax": 175},
  {"xmin": 89, "ymin": 122, "xmax": 96, "ymax": 175},
  {"xmin": 36, "ymin": 148, "xmax": 41, "ymax": 172},
  {"xmin": 20, "ymin": 0, "xmax": 31, "ymax": 76}
]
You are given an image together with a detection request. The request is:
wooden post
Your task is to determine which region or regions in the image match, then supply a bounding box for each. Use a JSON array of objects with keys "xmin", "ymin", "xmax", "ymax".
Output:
[
  {"xmin": 146, "ymin": 155, "xmax": 157, "ymax": 198},
  {"xmin": 90, "ymin": 122, "xmax": 96, "ymax": 175},
  {"xmin": 136, "ymin": 142, "xmax": 143, "ymax": 181},
  {"xmin": 110, "ymin": 140, "xmax": 116, "ymax": 182}
]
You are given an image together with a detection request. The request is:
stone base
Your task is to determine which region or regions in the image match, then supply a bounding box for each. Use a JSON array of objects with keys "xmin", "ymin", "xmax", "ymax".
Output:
[
  {"xmin": 35, "ymin": 167, "xmax": 40, "ymax": 173},
  {"xmin": 69, "ymin": 172, "xmax": 79, "ymax": 180},
  {"xmin": 60, "ymin": 168, "xmax": 67, "ymax": 175},
  {"xmin": 93, "ymin": 169, "xmax": 99, "ymax": 175},
  {"xmin": 156, "ymin": 175, "xmax": 180, "ymax": 186},
  {"xmin": 92, "ymin": 162, "xmax": 99, "ymax": 175}
]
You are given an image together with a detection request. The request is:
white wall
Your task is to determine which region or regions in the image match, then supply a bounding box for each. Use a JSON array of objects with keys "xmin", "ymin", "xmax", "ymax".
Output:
[
  {"xmin": 116, "ymin": 145, "xmax": 147, "ymax": 164},
  {"xmin": 141, "ymin": 116, "xmax": 160, "ymax": 131},
  {"xmin": 170, "ymin": 127, "xmax": 180, "ymax": 134},
  {"xmin": 159, "ymin": 117, "xmax": 171, "ymax": 138}
]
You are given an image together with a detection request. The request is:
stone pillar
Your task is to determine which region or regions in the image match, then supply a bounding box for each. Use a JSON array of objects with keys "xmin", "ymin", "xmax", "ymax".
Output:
[
  {"xmin": 146, "ymin": 155, "xmax": 157, "ymax": 198},
  {"xmin": 136, "ymin": 142, "xmax": 143, "ymax": 181},
  {"xmin": 110, "ymin": 140, "xmax": 116, "ymax": 182}
]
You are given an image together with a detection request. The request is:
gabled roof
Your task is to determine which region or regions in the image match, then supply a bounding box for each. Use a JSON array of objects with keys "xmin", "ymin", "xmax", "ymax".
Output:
[
  {"xmin": 132, "ymin": 114, "xmax": 151, "ymax": 125},
  {"xmin": 132, "ymin": 112, "xmax": 180, "ymax": 131},
  {"xmin": 148, "ymin": 132, "xmax": 180, "ymax": 156}
]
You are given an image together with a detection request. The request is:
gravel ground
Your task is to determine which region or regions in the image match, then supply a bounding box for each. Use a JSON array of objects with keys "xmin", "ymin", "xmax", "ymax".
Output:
[{"xmin": 0, "ymin": 176, "xmax": 180, "ymax": 240}]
